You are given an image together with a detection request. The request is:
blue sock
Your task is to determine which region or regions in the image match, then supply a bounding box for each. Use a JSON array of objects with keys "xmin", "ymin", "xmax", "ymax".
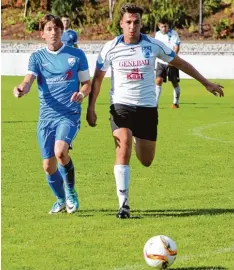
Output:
[
  {"xmin": 46, "ymin": 170, "xmax": 65, "ymax": 201},
  {"xmin": 58, "ymin": 159, "xmax": 75, "ymax": 191}
]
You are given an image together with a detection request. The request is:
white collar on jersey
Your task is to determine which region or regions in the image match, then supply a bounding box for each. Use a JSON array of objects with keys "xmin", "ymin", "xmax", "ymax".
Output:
[
  {"xmin": 120, "ymin": 33, "xmax": 143, "ymax": 45},
  {"xmin": 46, "ymin": 43, "xmax": 65, "ymax": 54}
]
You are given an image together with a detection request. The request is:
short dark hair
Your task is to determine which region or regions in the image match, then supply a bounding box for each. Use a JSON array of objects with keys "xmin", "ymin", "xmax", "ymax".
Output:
[
  {"xmin": 39, "ymin": 14, "xmax": 64, "ymax": 31},
  {"xmin": 120, "ymin": 3, "xmax": 143, "ymax": 18},
  {"xmin": 61, "ymin": 15, "xmax": 70, "ymax": 19},
  {"xmin": 158, "ymin": 18, "xmax": 169, "ymax": 25}
]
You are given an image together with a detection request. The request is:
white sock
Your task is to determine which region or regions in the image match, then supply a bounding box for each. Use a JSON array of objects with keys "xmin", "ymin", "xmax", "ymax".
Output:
[
  {"xmin": 155, "ymin": 85, "xmax": 162, "ymax": 106},
  {"xmin": 114, "ymin": 165, "xmax": 130, "ymax": 208},
  {"xmin": 173, "ymin": 86, "xmax": 180, "ymax": 104}
]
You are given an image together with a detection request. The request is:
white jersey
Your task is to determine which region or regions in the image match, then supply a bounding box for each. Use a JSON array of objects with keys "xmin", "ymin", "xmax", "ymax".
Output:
[
  {"xmin": 96, "ymin": 34, "xmax": 175, "ymax": 107},
  {"xmin": 155, "ymin": 29, "xmax": 180, "ymax": 65}
]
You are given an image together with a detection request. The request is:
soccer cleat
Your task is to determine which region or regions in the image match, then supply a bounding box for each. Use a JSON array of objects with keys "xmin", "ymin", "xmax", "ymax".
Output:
[
  {"xmin": 172, "ymin": 104, "xmax": 179, "ymax": 109},
  {"xmin": 116, "ymin": 201, "xmax": 130, "ymax": 219},
  {"xmin": 66, "ymin": 189, "xmax": 79, "ymax": 214},
  {"xmin": 49, "ymin": 200, "xmax": 66, "ymax": 214}
]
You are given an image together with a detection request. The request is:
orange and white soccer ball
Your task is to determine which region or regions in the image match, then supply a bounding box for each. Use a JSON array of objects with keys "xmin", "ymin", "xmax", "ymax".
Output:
[{"xmin": 143, "ymin": 235, "xmax": 177, "ymax": 269}]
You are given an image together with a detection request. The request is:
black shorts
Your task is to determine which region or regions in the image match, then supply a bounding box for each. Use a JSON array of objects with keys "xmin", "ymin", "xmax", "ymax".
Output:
[
  {"xmin": 110, "ymin": 104, "xmax": 158, "ymax": 141},
  {"xmin": 156, "ymin": 62, "xmax": 180, "ymax": 83}
]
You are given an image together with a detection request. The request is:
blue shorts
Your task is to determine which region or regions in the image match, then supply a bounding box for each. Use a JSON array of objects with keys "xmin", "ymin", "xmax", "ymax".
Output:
[{"xmin": 37, "ymin": 115, "xmax": 80, "ymax": 159}]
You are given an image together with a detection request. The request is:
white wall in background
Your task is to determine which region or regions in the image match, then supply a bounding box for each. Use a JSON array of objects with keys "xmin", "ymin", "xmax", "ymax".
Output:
[{"xmin": 1, "ymin": 53, "xmax": 234, "ymax": 79}]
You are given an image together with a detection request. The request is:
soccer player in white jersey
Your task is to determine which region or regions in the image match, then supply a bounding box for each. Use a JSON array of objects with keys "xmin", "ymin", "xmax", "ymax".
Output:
[
  {"xmin": 86, "ymin": 3, "xmax": 224, "ymax": 218},
  {"xmin": 61, "ymin": 15, "xmax": 78, "ymax": 48},
  {"xmin": 155, "ymin": 18, "xmax": 181, "ymax": 108},
  {"xmin": 13, "ymin": 14, "xmax": 91, "ymax": 214}
]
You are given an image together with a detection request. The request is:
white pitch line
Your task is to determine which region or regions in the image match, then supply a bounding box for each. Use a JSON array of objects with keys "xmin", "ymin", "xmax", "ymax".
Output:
[
  {"xmin": 178, "ymin": 245, "xmax": 234, "ymax": 262},
  {"xmin": 113, "ymin": 265, "xmax": 143, "ymax": 270},
  {"xmin": 193, "ymin": 121, "xmax": 234, "ymax": 143},
  {"xmin": 112, "ymin": 246, "xmax": 234, "ymax": 270}
]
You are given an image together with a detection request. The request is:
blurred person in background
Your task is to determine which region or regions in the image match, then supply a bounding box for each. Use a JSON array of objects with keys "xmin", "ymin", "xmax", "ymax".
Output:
[
  {"xmin": 155, "ymin": 18, "xmax": 181, "ymax": 108},
  {"xmin": 61, "ymin": 15, "xmax": 78, "ymax": 48}
]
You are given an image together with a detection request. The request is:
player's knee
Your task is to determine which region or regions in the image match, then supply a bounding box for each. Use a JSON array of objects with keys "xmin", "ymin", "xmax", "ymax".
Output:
[
  {"xmin": 54, "ymin": 148, "xmax": 66, "ymax": 162},
  {"xmin": 156, "ymin": 78, "xmax": 163, "ymax": 85},
  {"xmin": 43, "ymin": 162, "xmax": 54, "ymax": 174}
]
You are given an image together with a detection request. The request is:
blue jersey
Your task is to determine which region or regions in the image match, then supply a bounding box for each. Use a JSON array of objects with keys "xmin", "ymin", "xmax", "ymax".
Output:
[
  {"xmin": 61, "ymin": 29, "xmax": 78, "ymax": 47},
  {"xmin": 27, "ymin": 44, "xmax": 90, "ymax": 121}
]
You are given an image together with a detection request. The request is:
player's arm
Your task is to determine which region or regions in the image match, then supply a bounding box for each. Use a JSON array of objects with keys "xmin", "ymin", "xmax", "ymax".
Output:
[
  {"xmin": 170, "ymin": 55, "xmax": 224, "ymax": 97},
  {"xmin": 70, "ymin": 79, "xmax": 91, "ymax": 103},
  {"xmin": 168, "ymin": 44, "xmax": 179, "ymax": 67},
  {"xmin": 86, "ymin": 68, "xmax": 106, "ymax": 127},
  {"xmin": 71, "ymin": 66, "xmax": 91, "ymax": 103},
  {"xmin": 80, "ymin": 80, "xmax": 91, "ymax": 96},
  {"xmin": 173, "ymin": 44, "xmax": 180, "ymax": 54},
  {"xmin": 73, "ymin": 32, "xmax": 78, "ymax": 48},
  {"xmin": 172, "ymin": 31, "xmax": 180, "ymax": 55},
  {"xmin": 13, "ymin": 74, "xmax": 36, "ymax": 98}
]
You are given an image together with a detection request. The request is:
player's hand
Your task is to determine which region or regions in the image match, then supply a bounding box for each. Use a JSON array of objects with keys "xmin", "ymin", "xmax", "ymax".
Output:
[
  {"xmin": 70, "ymin": 92, "xmax": 85, "ymax": 103},
  {"xmin": 205, "ymin": 82, "xmax": 224, "ymax": 97},
  {"xmin": 13, "ymin": 83, "xmax": 31, "ymax": 98},
  {"xmin": 13, "ymin": 87, "xmax": 24, "ymax": 98},
  {"xmin": 86, "ymin": 109, "xmax": 97, "ymax": 127}
]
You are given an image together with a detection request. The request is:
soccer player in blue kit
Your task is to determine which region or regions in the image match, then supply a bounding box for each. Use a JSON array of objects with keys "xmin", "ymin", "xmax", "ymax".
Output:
[
  {"xmin": 13, "ymin": 14, "xmax": 91, "ymax": 214},
  {"xmin": 61, "ymin": 15, "xmax": 78, "ymax": 48},
  {"xmin": 86, "ymin": 3, "xmax": 224, "ymax": 219}
]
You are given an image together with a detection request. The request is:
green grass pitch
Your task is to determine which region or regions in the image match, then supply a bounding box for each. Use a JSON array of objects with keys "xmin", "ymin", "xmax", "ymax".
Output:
[{"xmin": 2, "ymin": 76, "xmax": 234, "ymax": 269}]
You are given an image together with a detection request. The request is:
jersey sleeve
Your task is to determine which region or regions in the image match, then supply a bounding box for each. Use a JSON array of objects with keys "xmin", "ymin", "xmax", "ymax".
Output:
[
  {"xmin": 96, "ymin": 42, "xmax": 112, "ymax": 71},
  {"xmin": 155, "ymin": 31, "xmax": 159, "ymax": 39},
  {"xmin": 171, "ymin": 31, "xmax": 180, "ymax": 46},
  {"xmin": 155, "ymin": 39, "xmax": 176, "ymax": 63},
  {"xmin": 27, "ymin": 53, "xmax": 38, "ymax": 76},
  {"xmin": 73, "ymin": 31, "xmax": 78, "ymax": 45},
  {"xmin": 77, "ymin": 50, "xmax": 90, "ymax": 82}
]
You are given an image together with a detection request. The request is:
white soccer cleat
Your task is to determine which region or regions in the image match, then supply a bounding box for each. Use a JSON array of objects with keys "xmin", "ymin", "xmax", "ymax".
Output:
[{"xmin": 49, "ymin": 201, "xmax": 66, "ymax": 214}]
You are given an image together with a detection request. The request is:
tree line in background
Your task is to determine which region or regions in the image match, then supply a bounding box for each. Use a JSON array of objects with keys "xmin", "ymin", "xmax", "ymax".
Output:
[{"xmin": 2, "ymin": 0, "xmax": 234, "ymax": 39}]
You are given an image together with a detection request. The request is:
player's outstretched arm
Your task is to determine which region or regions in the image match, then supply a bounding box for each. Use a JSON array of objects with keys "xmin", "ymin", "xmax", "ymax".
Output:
[
  {"xmin": 13, "ymin": 74, "xmax": 36, "ymax": 98},
  {"xmin": 86, "ymin": 68, "xmax": 106, "ymax": 127},
  {"xmin": 170, "ymin": 56, "xmax": 224, "ymax": 97}
]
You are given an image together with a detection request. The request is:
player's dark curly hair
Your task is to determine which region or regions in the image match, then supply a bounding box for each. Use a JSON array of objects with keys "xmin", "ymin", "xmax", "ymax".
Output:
[
  {"xmin": 39, "ymin": 14, "xmax": 64, "ymax": 31},
  {"xmin": 120, "ymin": 3, "xmax": 143, "ymax": 18},
  {"xmin": 158, "ymin": 18, "xmax": 169, "ymax": 25}
]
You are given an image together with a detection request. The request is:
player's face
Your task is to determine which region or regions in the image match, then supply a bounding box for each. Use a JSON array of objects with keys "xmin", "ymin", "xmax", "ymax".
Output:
[
  {"xmin": 120, "ymin": 12, "xmax": 142, "ymax": 44},
  {"xmin": 158, "ymin": 23, "xmax": 169, "ymax": 34},
  {"xmin": 41, "ymin": 21, "xmax": 63, "ymax": 49},
  {"xmin": 61, "ymin": 17, "xmax": 70, "ymax": 30}
]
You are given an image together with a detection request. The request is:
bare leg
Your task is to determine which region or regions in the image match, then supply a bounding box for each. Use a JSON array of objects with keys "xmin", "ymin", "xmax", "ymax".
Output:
[{"xmin": 134, "ymin": 137, "xmax": 156, "ymax": 167}]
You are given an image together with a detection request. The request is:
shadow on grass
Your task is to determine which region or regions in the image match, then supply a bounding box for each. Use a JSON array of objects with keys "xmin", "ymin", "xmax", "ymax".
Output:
[
  {"xmin": 130, "ymin": 208, "xmax": 234, "ymax": 219},
  {"xmin": 77, "ymin": 208, "xmax": 234, "ymax": 218},
  {"xmin": 172, "ymin": 267, "xmax": 227, "ymax": 270}
]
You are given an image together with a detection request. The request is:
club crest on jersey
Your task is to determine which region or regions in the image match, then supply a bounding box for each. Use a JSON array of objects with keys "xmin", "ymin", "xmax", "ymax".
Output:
[
  {"xmin": 142, "ymin": 46, "xmax": 152, "ymax": 58},
  {"xmin": 68, "ymin": 58, "xmax": 76, "ymax": 67}
]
